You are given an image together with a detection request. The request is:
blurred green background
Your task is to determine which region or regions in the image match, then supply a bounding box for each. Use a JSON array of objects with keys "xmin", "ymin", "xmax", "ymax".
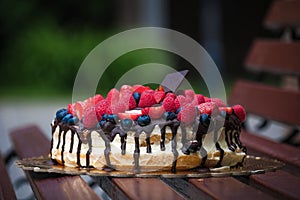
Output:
[{"xmin": 0, "ymin": 0, "xmax": 274, "ymax": 100}]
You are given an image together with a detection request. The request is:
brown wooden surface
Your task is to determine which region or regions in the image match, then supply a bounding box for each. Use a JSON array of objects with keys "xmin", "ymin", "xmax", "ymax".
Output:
[
  {"xmin": 0, "ymin": 153, "xmax": 17, "ymax": 200},
  {"xmin": 250, "ymin": 170, "xmax": 300, "ymax": 199},
  {"xmin": 189, "ymin": 177, "xmax": 274, "ymax": 200},
  {"xmin": 229, "ymin": 80, "xmax": 300, "ymax": 126},
  {"xmin": 245, "ymin": 39, "xmax": 300, "ymax": 76},
  {"xmin": 264, "ymin": 0, "xmax": 300, "ymax": 29},
  {"xmin": 111, "ymin": 178, "xmax": 184, "ymax": 200},
  {"xmin": 241, "ymin": 130, "xmax": 300, "ymax": 170},
  {"xmin": 10, "ymin": 125, "xmax": 101, "ymax": 200}
]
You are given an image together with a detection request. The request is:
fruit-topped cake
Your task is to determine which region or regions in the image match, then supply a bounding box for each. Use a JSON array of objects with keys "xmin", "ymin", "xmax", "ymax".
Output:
[{"xmin": 51, "ymin": 84, "xmax": 247, "ymax": 173}]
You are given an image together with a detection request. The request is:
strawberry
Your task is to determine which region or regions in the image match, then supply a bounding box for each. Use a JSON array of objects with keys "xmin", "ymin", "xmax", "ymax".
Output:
[
  {"xmin": 184, "ymin": 89, "xmax": 195, "ymax": 102},
  {"xmin": 95, "ymin": 99, "xmax": 108, "ymax": 120},
  {"xmin": 194, "ymin": 94, "xmax": 205, "ymax": 105},
  {"xmin": 106, "ymin": 88, "xmax": 120, "ymax": 107},
  {"xmin": 174, "ymin": 95, "xmax": 187, "ymax": 110},
  {"xmin": 73, "ymin": 101, "xmax": 85, "ymax": 120},
  {"xmin": 142, "ymin": 105, "xmax": 165, "ymax": 119},
  {"xmin": 83, "ymin": 107, "xmax": 98, "ymax": 129},
  {"xmin": 133, "ymin": 85, "xmax": 151, "ymax": 93},
  {"xmin": 162, "ymin": 96, "xmax": 176, "ymax": 112},
  {"xmin": 232, "ymin": 105, "xmax": 246, "ymax": 122},
  {"xmin": 118, "ymin": 110, "xmax": 142, "ymax": 121},
  {"xmin": 153, "ymin": 90, "xmax": 165, "ymax": 104},
  {"xmin": 67, "ymin": 103, "xmax": 75, "ymax": 115},
  {"xmin": 219, "ymin": 107, "xmax": 233, "ymax": 114},
  {"xmin": 197, "ymin": 102, "xmax": 218, "ymax": 115},
  {"xmin": 177, "ymin": 103, "xmax": 197, "ymax": 124},
  {"xmin": 138, "ymin": 90, "xmax": 156, "ymax": 108}
]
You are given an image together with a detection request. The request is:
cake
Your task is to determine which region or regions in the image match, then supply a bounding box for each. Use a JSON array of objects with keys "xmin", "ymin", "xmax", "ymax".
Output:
[{"xmin": 50, "ymin": 84, "xmax": 247, "ymax": 173}]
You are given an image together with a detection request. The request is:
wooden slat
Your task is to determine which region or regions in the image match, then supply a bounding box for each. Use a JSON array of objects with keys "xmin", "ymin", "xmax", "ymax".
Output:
[
  {"xmin": 245, "ymin": 39, "xmax": 300, "ymax": 76},
  {"xmin": 111, "ymin": 178, "xmax": 184, "ymax": 200},
  {"xmin": 241, "ymin": 130, "xmax": 300, "ymax": 170},
  {"xmin": 189, "ymin": 177, "xmax": 274, "ymax": 200},
  {"xmin": 229, "ymin": 80, "xmax": 300, "ymax": 126},
  {"xmin": 0, "ymin": 153, "xmax": 17, "ymax": 200},
  {"xmin": 264, "ymin": 0, "xmax": 300, "ymax": 30},
  {"xmin": 250, "ymin": 170, "xmax": 300, "ymax": 199},
  {"xmin": 10, "ymin": 125, "xmax": 101, "ymax": 200}
]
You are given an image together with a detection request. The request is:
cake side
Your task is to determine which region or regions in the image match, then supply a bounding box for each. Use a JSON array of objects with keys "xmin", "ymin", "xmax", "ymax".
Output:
[{"xmin": 50, "ymin": 85, "xmax": 247, "ymax": 173}]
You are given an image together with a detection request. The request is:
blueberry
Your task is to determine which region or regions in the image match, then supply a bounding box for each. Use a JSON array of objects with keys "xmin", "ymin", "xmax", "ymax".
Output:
[
  {"xmin": 56, "ymin": 109, "xmax": 68, "ymax": 121},
  {"xmin": 137, "ymin": 115, "xmax": 151, "ymax": 126},
  {"xmin": 62, "ymin": 114, "xmax": 73, "ymax": 124},
  {"xmin": 133, "ymin": 92, "xmax": 141, "ymax": 104},
  {"xmin": 219, "ymin": 110, "xmax": 227, "ymax": 118},
  {"xmin": 98, "ymin": 119, "xmax": 106, "ymax": 128},
  {"xmin": 200, "ymin": 114, "xmax": 210, "ymax": 127},
  {"xmin": 108, "ymin": 114, "xmax": 118, "ymax": 124},
  {"xmin": 164, "ymin": 112, "xmax": 176, "ymax": 121},
  {"xmin": 121, "ymin": 118, "xmax": 133, "ymax": 130},
  {"xmin": 68, "ymin": 116, "xmax": 79, "ymax": 125},
  {"xmin": 175, "ymin": 108, "xmax": 182, "ymax": 114},
  {"xmin": 102, "ymin": 114, "xmax": 109, "ymax": 120}
]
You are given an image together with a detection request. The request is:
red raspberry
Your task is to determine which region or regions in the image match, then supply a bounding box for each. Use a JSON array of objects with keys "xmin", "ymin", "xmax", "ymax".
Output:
[
  {"xmin": 204, "ymin": 97, "xmax": 226, "ymax": 107},
  {"xmin": 177, "ymin": 103, "xmax": 197, "ymax": 124},
  {"xmin": 194, "ymin": 94, "xmax": 205, "ymax": 105},
  {"xmin": 138, "ymin": 91, "xmax": 156, "ymax": 108},
  {"xmin": 197, "ymin": 102, "xmax": 218, "ymax": 115},
  {"xmin": 93, "ymin": 94, "xmax": 104, "ymax": 105},
  {"xmin": 174, "ymin": 95, "xmax": 187, "ymax": 110},
  {"xmin": 184, "ymin": 89, "xmax": 195, "ymax": 102},
  {"xmin": 133, "ymin": 85, "xmax": 151, "ymax": 93},
  {"xmin": 95, "ymin": 99, "xmax": 108, "ymax": 120},
  {"xmin": 162, "ymin": 96, "xmax": 176, "ymax": 112},
  {"xmin": 110, "ymin": 103, "xmax": 126, "ymax": 114},
  {"xmin": 232, "ymin": 105, "xmax": 246, "ymax": 122},
  {"xmin": 219, "ymin": 107, "xmax": 233, "ymax": 114},
  {"xmin": 165, "ymin": 92, "xmax": 176, "ymax": 99},
  {"xmin": 68, "ymin": 103, "xmax": 75, "ymax": 115},
  {"xmin": 153, "ymin": 91, "xmax": 165, "ymax": 104},
  {"xmin": 119, "ymin": 91, "xmax": 136, "ymax": 110},
  {"xmin": 83, "ymin": 107, "xmax": 98, "ymax": 129}
]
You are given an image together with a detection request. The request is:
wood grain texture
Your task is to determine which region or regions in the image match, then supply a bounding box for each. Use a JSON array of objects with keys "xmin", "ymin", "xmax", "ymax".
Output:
[
  {"xmin": 0, "ymin": 153, "xmax": 17, "ymax": 200},
  {"xmin": 189, "ymin": 177, "xmax": 274, "ymax": 200},
  {"xmin": 10, "ymin": 125, "xmax": 101, "ymax": 200},
  {"xmin": 250, "ymin": 170, "xmax": 300, "ymax": 200},
  {"xmin": 264, "ymin": 0, "xmax": 300, "ymax": 29},
  {"xmin": 229, "ymin": 80, "xmax": 300, "ymax": 125},
  {"xmin": 245, "ymin": 39, "xmax": 300, "ymax": 76}
]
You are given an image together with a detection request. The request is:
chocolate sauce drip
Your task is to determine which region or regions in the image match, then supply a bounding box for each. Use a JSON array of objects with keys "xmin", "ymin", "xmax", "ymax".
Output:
[
  {"xmin": 97, "ymin": 129, "xmax": 112, "ymax": 168},
  {"xmin": 215, "ymin": 142, "xmax": 224, "ymax": 167},
  {"xmin": 170, "ymin": 121, "xmax": 180, "ymax": 173},
  {"xmin": 69, "ymin": 130, "xmax": 75, "ymax": 153},
  {"xmin": 86, "ymin": 131, "xmax": 92, "ymax": 167},
  {"xmin": 61, "ymin": 131, "xmax": 67, "ymax": 164},
  {"xmin": 76, "ymin": 139, "xmax": 82, "ymax": 167},
  {"xmin": 56, "ymin": 126, "xmax": 63, "ymax": 149},
  {"xmin": 159, "ymin": 124, "xmax": 166, "ymax": 151},
  {"xmin": 134, "ymin": 136, "xmax": 140, "ymax": 173}
]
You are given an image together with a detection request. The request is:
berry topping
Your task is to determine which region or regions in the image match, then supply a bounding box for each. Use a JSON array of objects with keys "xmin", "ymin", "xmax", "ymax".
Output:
[
  {"xmin": 197, "ymin": 102, "xmax": 218, "ymax": 115},
  {"xmin": 137, "ymin": 115, "xmax": 151, "ymax": 126},
  {"xmin": 194, "ymin": 94, "xmax": 205, "ymax": 104},
  {"xmin": 162, "ymin": 96, "xmax": 176, "ymax": 112},
  {"xmin": 118, "ymin": 110, "xmax": 142, "ymax": 121},
  {"xmin": 232, "ymin": 105, "xmax": 246, "ymax": 122},
  {"xmin": 133, "ymin": 92, "xmax": 141, "ymax": 104},
  {"xmin": 177, "ymin": 103, "xmax": 197, "ymax": 124},
  {"xmin": 153, "ymin": 90, "xmax": 165, "ymax": 104},
  {"xmin": 62, "ymin": 114, "xmax": 73, "ymax": 124},
  {"xmin": 67, "ymin": 104, "xmax": 75, "ymax": 115},
  {"xmin": 164, "ymin": 112, "xmax": 177, "ymax": 121},
  {"xmin": 204, "ymin": 97, "xmax": 226, "ymax": 107},
  {"xmin": 142, "ymin": 105, "xmax": 165, "ymax": 119},
  {"xmin": 83, "ymin": 107, "xmax": 98, "ymax": 129},
  {"xmin": 138, "ymin": 90, "xmax": 156, "ymax": 108},
  {"xmin": 184, "ymin": 89, "xmax": 195, "ymax": 102},
  {"xmin": 174, "ymin": 95, "xmax": 187, "ymax": 110},
  {"xmin": 95, "ymin": 99, "xmax": 108, "ymax": 120},
  {"xmin": 219, "ymin": 107, "xmax": 233, "ymax": 114},
  {"xmin": 133, "ymin": 85, "xmax": 151, "ymax": 93},
  {"xmin": 200, "ymin": 114, "xmax": 211, "ymax": 127},
  {"xmin": 121, "ymin": 118, "xmax": 133, "ymax": 130},
  {"xmin": 56, "ymin": 109, "xmax": 68, "ymax": 120},
  {"xmin": 74, "ymin": 101, "xmax": 85, "ymax": 120},
  {"xmin": 68, "ymin": 116, "xmax": 79, "ymax": 125},
  {"xmin": 106, "ymin": 88, "xmax": 120, "ymax": 107},
  {"xmin": 165, "ymin": 92, "xmax": 176, "ymax": 99}
]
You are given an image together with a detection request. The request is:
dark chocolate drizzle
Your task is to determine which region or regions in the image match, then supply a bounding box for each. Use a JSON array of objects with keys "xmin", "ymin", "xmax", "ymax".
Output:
[{"xmin": 50, "ymin": 109, "xmax": 246, "ymax": 173}]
